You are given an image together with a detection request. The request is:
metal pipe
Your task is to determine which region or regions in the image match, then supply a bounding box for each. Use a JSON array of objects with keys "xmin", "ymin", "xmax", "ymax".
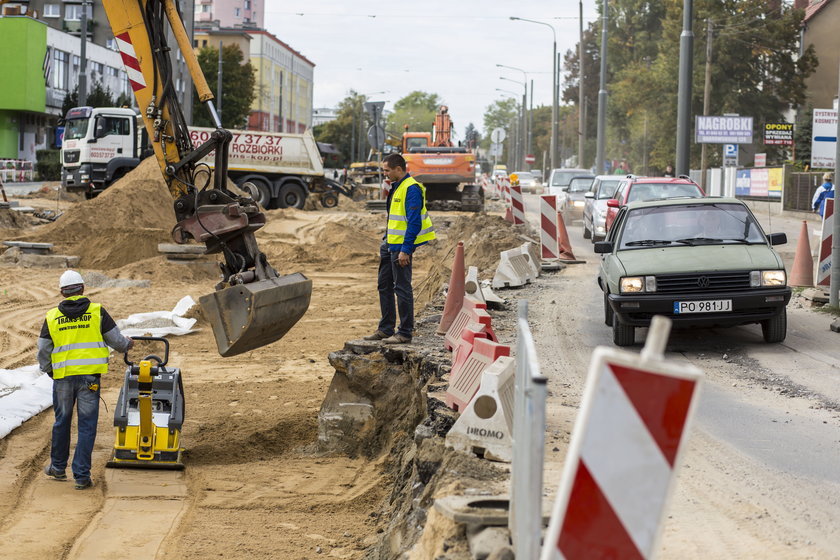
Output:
[
  {"xmin": 676, "ymin": 0, "xmax": 695, "ymax": 175},
  {"xmin": 217, "ymin": 41, "xmax": 223, "ymax": 123},
  {"xmin": 700, "ymin": 19, "xmax": 713, "ymax": 190},
  {"xmin": 595, "ymin": 0, "xmax": 608, "ymax": 174},
  {"xmin": 578, "ymin": 0, "xmax": 585, "ymax": 168},
  {"xmin": 163, "ymin": 0, "xmax": 214, "ymax": 102}
]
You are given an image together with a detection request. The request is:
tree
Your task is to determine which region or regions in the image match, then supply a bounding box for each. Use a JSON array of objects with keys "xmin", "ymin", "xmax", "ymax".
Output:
[
  {"xmin": 561, "ymin": 0, "xmax": 817, "ymax": 172},
  {"xmin": 464, "ymin": 122, "xmax": 480, "ymax": 150},
  {"xmin": 387, "ymin": 91, "xmax": 442, "ymax": 138},
  {"xmin": 481, "ymin": 98, "xmax": 519, "ymax": 160},
  {"xmin": 312, "ymin": 90, "xmax": 368, "ymax": 167},
  {"xmin": 193, "ymin": 44, "xmax": 256, "ymax": 129},
  {"xmin": 60, "ymin": 80, "xmax": 118, "ymax": 118}
]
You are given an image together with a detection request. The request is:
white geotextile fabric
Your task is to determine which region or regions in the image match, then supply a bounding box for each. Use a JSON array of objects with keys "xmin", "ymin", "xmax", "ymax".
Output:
[
  {"xmin": 0, "ymin": 365, "xmax": 52, "ymax": 440},
  {"xmin": 117, "ymin": 295, "xmax": 198, "ymax": 337}
]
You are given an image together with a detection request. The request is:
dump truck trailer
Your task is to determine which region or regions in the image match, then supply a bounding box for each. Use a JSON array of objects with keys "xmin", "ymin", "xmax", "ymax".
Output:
[{"xmin": 61, "ymin": 106, "xmax": 338, "ymax": 209}]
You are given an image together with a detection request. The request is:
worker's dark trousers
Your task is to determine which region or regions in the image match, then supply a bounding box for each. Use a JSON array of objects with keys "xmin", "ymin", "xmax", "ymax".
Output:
[
  {"xmin": 377, "ymin": 242, "xmax": 413, "ymax": 338},
  {"xmin": 50, "ymin": 375, "xmax": 100, "ymax": 484}
]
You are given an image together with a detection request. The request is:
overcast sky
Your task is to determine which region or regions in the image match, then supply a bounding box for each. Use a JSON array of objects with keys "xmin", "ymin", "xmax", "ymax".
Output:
[{"xmin": 264, "ymin": 1, "xmax": 599, "ymax": 141}]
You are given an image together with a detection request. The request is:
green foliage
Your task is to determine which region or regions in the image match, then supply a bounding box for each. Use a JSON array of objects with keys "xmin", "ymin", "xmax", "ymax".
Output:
[
  {"xmin": 561, "ymin": 0, "xmax": 817, "ymax": 172},
  {"xmin": 35, "ymin": 149, "xmax": 61, "ymax": 181},
  {"xmin": 386, "ymin": 91, "xmax": 442, "ymax": 138},
  {"xmin": 60, "ymin": 80, "xmax": 120, "ymax": 119},
  {"xmin": 793, "ymin": 105, "xmax": 813, "ymax": 169},
  {"xmin": 464, "ymin": 122, "xmax": 480, "ymax": 149},
  {"xmin": 193, "ymin": 44, "xmax": 256, "ymax": 129},
  {"xmin": 481, "ymin": 98, "xmax": 519, "ymax": 161},
  {"xmin": 312, "ymin": 90, "xmax": 367, "ymax": 166}
]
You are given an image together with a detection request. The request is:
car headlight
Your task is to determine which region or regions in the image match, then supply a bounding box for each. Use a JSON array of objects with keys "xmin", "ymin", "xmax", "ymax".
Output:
[
  {"xmin": 573, "ymin": 200, "xmax": 585, "ymax": 207},
  {"xmin": 620, "ymin": 276, "xmax": 656, "ymax": 293},
  {"xmin": 751, "ymin": 270, "xmax": 786, "ymax": 287}
]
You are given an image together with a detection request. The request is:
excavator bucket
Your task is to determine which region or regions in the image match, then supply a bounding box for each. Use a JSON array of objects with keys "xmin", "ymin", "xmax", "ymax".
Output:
[{"xmin": 200, "ymin": 273, "xmax": 312, "ymax": 357}]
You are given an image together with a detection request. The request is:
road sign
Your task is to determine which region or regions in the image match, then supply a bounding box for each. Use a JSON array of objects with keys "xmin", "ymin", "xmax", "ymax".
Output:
[
  {"xmin": 754, "ymin": 153, "xmax": 766, "ymax": 167},
  {"xmin": 525, "ymin": 154, "xmax": 536, "ymax": 164},
  {"xmin": 541, "ymin": 318, "xmax": 702, "ymax": 560},
  {"xmin": 490, "ymin": 142, "xmax": 503, "ymax": 157},
  {"xmin": 363, "ymin": 101, "xmax": 385, "ymax": 123},
  {"xmin": 723, "ymin": 143, "xmax": 738, "ymax": 167},
  {"xmin": 367, "ymin": 125, "xmax": 385, "ymax": 151},
  {"xmin": 491, "ymin": 127, "xmax": 506, "ymax": 144}
]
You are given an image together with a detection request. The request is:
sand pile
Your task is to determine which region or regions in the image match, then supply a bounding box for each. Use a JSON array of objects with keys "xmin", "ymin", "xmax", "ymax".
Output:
[
  {"xmin": 0, "ymin": 208, "xmax": 30, "ymax": 230},
  {"xmin": 415, "ymin": 213, "xmax": 525, "ymax": 306},
  {"xmin": 20, "ymin": 157, "xmax": 176, "ymax": 269}
]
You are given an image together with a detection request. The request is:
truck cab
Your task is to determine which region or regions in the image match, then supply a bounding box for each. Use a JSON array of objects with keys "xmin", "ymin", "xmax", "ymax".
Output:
[{"xmin": 62, "ymin": 106, "xmax": 148, "ymax": 196}]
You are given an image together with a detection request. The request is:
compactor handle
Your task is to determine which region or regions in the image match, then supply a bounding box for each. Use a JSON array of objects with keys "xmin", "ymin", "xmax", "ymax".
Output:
[{"xmin": 123, "ymin": 336, "xmax": 170, "ymax": 367}]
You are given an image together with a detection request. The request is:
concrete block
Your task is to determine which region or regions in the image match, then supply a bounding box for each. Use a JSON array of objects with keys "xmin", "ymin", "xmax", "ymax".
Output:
[
  {"xmin": 158, "ymin": 243, "xmax": 206, "ymax": 255},
  {"xmin": 467, "ymin": 526, "xmax": 512, "ymax": 560}
]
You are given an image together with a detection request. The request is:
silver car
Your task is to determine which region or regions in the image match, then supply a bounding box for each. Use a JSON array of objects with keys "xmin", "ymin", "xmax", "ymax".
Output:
[{"xmin": 583, "ymin": 175, "xmax": 622, "ymax": 241}]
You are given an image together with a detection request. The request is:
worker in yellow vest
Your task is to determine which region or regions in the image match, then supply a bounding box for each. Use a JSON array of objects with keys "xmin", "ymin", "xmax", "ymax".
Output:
[
  {"xmin": 37, "ymin": 270, "xmax": 133, "ymax": 490},
  {"xmin": 365, "ymin": 153, "xmax": 435, "ymax": 344}
]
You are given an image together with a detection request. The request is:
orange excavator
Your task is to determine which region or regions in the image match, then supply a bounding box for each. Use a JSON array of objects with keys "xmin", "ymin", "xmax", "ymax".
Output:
[{"xmin": 402, "ymin": 106, "xmax": 483, "ymax": 212}]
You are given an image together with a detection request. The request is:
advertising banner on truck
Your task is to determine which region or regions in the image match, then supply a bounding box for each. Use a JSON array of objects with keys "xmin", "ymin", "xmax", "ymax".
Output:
[{"xmin": 189, "ymin": 127, "xmax": 324, "ymax": 176}]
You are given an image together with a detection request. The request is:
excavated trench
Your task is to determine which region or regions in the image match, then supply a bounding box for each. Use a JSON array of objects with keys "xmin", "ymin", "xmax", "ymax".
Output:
[{"xmin": 317, "ymin": 303, "xmax": 519, "ymax": 559}]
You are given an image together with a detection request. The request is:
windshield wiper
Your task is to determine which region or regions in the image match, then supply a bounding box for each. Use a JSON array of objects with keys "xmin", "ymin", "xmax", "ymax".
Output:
[
  {"xmin": 674, "ymin": 237, "xmax": 749, "ymax": 246},
  {"xmin": 624, "ymin": 239, "xmax": 673, "ymax": 246}
]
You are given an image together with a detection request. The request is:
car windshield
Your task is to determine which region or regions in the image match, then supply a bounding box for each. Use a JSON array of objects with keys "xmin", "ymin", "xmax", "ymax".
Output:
[
  {"xmin": 551, "ymin": 170, "xmax": 588, "ymax": 186},
  {"xmin": 568, "ymin": 177, "xmax": 594, "ymax": 192},
  {"xmin": 514, "ymin": 172, "xmax": 535, "ymax": 182},
  {"xmin": 596, "ymin": 179, "xmax": 621, "ymax": 199},
  {"xmin": 626, "ymin": 182, "xmax": 703, "ymax": 203},
  {"xmin": 618, "ymin": 203, "xmax": 765, "ymax": 250},
  {"xmin": 64, "ymin": 118, "xmax": 89, "ymax": 140}
]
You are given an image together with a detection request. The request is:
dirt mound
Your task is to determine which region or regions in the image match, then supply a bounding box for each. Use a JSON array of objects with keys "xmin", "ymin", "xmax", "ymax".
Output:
[
  {"xmin": 19, "ymin": 157, "xmax": 176, "ymax": 268},
  {"xmin": 113, "ymin": 255, "xmax": 220, "ymax": 284},
  {"xmin": 0, "ymin": 208, "xmax": 30, "ymax": 229},
  {"xmin": 415, "ymin": 213, "xmax": 525, "ymax": 306}
]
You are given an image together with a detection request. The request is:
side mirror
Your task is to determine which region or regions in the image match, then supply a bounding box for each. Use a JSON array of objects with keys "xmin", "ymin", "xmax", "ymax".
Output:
[
  {"xmin": 560, "ymin": 186, "xmax": 569, "ymax": 192},
  {"xmin": 767, "ymin": 232, "xmax": 787, "ymax": 246},
  {"xmin": 593, "ymin": 241, "xmax": 613, "ymax": 254},
  {"xmin": 94, "ymin": 119, "xmax": 107, "ymax": 139},
  {"xmin": 584, "ymin": 191, "xmax": 595, "ymax": 199},
  {"xmin": 606, "ymin": 199, "xmax": 619, "ymax": 208}
]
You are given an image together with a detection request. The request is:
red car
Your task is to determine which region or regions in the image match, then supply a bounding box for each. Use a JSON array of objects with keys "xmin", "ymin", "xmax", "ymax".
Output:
[{"xmin": 604, "ymin": 175, "xmax": 705, "ymax": 232}]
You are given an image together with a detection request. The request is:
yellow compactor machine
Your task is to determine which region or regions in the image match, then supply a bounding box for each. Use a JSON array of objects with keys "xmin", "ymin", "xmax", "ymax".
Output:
[{"xmin": 107, "ymin": 337, "xmax": 185, "ymax": 469}]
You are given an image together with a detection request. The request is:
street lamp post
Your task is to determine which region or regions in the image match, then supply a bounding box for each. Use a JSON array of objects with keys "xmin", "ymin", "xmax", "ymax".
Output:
[
  {"xmin": 500, "ymin": 75, "xmax": 526, "ymax": 169},
  {"xmin": 510, "ymin": 17, "xmax": 557, "ymax": 171},
  {"xmin": 676, "ymin": 0, "xmax": 694, "ymax": 175},
  {"xmin": 496, "ymin": 88, "xmax": 520, "ymax": 165},
  {"xmin": 595, "ymin": 0, "xmax": 608, "ymax": 175},
  {"xmin": 497, "ymin": 64, "xmax": 531, "ymax": 168},
  {"xmin": 356, "ymin": 90, "xmax": 386, "ymax": 162},
  {"xmin": 78, "ymin": 0, "xmax": 91, "ymax": 106}
]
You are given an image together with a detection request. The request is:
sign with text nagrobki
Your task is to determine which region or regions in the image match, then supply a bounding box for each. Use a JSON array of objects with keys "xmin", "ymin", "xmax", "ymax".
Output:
[
  {"xmin": 763, "ymin": 122, "xmax": 794, "ymax": 146},
  {"xmin": 695, "ymin": 115, "xmax": 753, "ymax": 144}
]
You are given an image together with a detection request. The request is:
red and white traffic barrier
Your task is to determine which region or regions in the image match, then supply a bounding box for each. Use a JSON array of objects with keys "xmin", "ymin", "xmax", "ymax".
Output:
[
  {"xmin": 817, "ymin": 198, "xmax": 833, "ymax": 287},
  {"xmin": 502, "ymin": 175, "xmax": 511, "ymax": 204},
  {"xmin": 510, "ymin": 185, "xmax": 526, "ymax": 225},
  {"xmin": 446, "ymin": 336, "xmax": 511, "ymax": 411},
  {"xmin": 540, "ymin": 195, "xmax": 560, "ymax": 260},
  {"xmin": 541, "ymin": 317, "xmax": 702, "ymax": 560}
]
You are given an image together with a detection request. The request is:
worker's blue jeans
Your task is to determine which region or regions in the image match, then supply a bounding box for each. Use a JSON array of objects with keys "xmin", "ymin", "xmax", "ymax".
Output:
[
  {"xmin": 49, "ymin": 374, "xmax": 100, "ymax": 484},
  {"xmin": 377, "ymin": 243, "xmax": 414, "ymax": 338}
]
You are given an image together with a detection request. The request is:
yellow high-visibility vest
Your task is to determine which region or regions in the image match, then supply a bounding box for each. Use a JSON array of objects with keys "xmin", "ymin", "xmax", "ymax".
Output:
[
  {"xmin": 387, "ymin": 176, "xmax": 436, "ymax": 246},
  {"xmin": 45, "ymin": 296, "xmax": 109, "ymax": 379}
]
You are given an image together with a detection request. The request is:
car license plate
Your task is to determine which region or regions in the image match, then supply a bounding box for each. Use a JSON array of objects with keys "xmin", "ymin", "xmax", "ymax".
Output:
[{"xmin": 673, "ymin": 299, "xmax": 732, "ymax": 314}]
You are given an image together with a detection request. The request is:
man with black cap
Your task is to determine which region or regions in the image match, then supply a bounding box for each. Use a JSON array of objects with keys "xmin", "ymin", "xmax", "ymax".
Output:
[{"xmin": 37, "ymin": 270, "xmax": 133, "ymax": 489}]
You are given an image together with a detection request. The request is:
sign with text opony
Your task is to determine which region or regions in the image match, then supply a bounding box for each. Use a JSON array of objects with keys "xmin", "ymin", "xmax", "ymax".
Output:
[
  {"xmin": 811, "ymin": 109, "xmax": 837, "ymax": 169},
  {"xmin": 695, "ymin": 115, "xmax": 753, "ymax": 144},
  {"xmin": 763, "ymin": 122, "xmax": 794, "ymax": 146}
]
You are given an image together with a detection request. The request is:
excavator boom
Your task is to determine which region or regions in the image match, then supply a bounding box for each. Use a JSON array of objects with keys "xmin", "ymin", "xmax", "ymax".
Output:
[{"xmin": 101, "ymin": 0, "xmax": 311, "ymax": 356}]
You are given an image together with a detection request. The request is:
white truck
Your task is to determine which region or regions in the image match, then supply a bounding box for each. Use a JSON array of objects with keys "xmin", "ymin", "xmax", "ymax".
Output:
[{"xmin": 61, "ymin": 106, "xmax": 342, "ymax": 208}]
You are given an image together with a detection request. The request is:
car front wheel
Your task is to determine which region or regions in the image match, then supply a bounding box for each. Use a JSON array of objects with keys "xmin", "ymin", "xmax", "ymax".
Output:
[
  {"xmin": 761, "ymin": 307, "xmax": 787, "ymax": 343},
  {"xmin": 612, "ymin": 317, "xmax": 634, "ymax": 346}
]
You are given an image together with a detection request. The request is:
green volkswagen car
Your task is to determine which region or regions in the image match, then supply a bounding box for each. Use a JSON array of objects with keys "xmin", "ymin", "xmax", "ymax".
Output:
[{"xmin": 595, "ymin": 198, "xmax": 791, "ymax": 346}]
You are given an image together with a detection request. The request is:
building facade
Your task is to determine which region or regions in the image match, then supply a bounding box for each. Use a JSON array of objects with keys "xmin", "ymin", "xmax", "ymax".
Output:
[
  {"xmin": 312, "ymin": 107, "xmax": 338, "ymax": 127},
  {"xmin": 247, "ymin": 30, "xmax": 314, "ymax": 133},
  {"xmin": 195, "ymin": 0, "xmax": 262, "ymax": 29},
  {"xmin": 800, "ymin": 0, "xmax": 839, "ymax": 109},
  {"xmin": 0, "ymin": 0, "xmax": 195, "ymax": 161}
]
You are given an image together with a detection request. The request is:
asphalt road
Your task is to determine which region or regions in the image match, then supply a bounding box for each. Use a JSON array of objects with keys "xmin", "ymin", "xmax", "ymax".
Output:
[{"xmin": 521, "ymin": 191, "xmax": 840, "ymax": 554}]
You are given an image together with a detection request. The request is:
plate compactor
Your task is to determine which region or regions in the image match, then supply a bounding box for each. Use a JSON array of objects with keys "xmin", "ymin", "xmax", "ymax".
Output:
[{"xmin": 106, "ymin": 337, "xmax": 185, "ymax": 470}]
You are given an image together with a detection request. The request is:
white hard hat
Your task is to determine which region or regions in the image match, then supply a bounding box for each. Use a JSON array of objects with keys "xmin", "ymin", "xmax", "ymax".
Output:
[{"xmin": 59, "ymin": 270, "xmax": 85, "ymax": 289}]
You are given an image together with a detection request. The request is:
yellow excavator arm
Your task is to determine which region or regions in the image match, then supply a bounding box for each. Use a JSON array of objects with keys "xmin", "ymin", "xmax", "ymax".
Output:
[{"xmin": 101, "ymin": 0, "xmax": 311, "ymax": 356}]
